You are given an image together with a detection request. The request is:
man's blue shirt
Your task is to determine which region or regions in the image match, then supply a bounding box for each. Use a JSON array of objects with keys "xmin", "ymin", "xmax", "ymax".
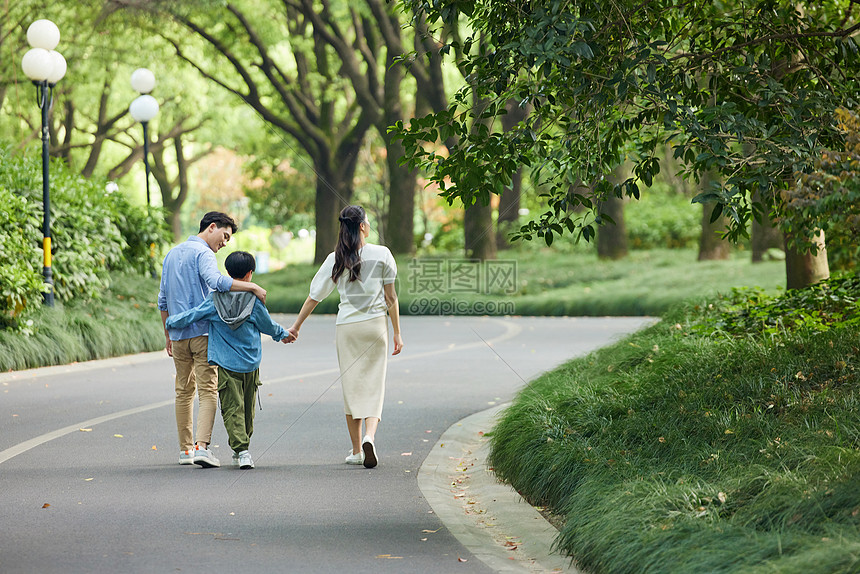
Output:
[
  {"xmin": 165, "ymin": 294, "xmax": 287, "ymax": 373},
  {"xmin": 157, "ymin": 236, "xmax": 233, "ymax": 341}
]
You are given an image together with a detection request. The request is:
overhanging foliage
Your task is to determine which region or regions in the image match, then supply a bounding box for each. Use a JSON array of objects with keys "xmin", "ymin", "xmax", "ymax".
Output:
[{"xmin": 394, "ymin": 1, "xmax": 860, "ymax": 249}]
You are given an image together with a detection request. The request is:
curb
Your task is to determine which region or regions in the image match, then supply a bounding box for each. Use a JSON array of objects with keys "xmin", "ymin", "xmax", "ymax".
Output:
[{"xmin": 418, "ymin": 404, "xmax": 583, "ymax": 573}]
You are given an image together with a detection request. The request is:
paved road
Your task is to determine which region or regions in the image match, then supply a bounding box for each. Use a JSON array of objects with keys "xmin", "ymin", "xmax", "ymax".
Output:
[{"xmin": 0, "ymin": 315, "xmax": 651, "ymax": 573}]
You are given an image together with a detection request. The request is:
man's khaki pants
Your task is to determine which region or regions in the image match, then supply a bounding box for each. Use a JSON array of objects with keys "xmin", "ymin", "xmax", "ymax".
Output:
[{"xmin": 172, "ymin": 336, "xmax": 218, "ymax": 451}]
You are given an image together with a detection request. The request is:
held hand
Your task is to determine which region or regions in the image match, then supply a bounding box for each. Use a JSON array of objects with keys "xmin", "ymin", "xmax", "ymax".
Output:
[
  {"xmin": 286, "ymin": 326, "xmax": 299, "ymax": 343},
  {"xmin": 392, "ymin": 333, "xmax": 403, "ymax": 355}
]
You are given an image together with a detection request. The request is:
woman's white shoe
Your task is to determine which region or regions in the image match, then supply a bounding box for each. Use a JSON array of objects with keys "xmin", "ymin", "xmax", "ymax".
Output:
[
  {"xmin": 345, "ymin": 450, "xmax": 365, "ymax": 465},
  {"xmin": 361, "ymin": 435, "xmax": 377, "ymax": 468}
]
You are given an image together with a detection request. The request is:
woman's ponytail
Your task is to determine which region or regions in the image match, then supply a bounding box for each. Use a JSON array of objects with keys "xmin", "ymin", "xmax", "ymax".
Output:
[{"xmin": 332, "ymin": 205, "xmax": 366, "ymax": 282}]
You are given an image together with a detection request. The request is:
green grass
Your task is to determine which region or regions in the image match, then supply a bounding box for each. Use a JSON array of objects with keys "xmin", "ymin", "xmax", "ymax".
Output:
[
  {"xmin": 0, "ymin": 274, "xmax": 165, "ymax": 371},
  {"xmin": 488, "ymin": 298, "xmax": 860, "ymax": 573},
  {"xmin": 0, "ymin": 248, "xmax": 786, "ymax": 370},
  {"xmin": 259, "ymin": 248, "xmax": 786, "ymax": 316}
]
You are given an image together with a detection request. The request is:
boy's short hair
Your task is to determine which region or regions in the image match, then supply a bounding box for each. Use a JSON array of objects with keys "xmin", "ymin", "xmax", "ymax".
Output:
[
  {"xmin": 225, "ymin": 251, "xmax": 256, "ymax": 279},
  {"xmin": 199, "ymin": 211, "xmax": 238, "ymax": 234}
]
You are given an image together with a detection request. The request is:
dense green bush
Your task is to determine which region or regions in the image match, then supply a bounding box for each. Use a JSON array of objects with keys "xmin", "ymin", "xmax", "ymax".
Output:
[
  {"xmin": 0, "ymin": 183, "xmax": 43, "ymax": 329},
  {"xmin": 695, "ymin": 274, "xmax": 860, "ymax": 337},
  {"xmin": 0, "ymin": 147, "xmax": 169, "ymax": 328},
  {"xmin": 624, "ymin": 186, "xmax": 701, "ymax": 249}
]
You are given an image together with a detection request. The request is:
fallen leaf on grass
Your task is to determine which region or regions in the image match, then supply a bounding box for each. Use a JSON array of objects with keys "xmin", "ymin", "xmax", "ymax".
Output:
[
  {"xmin": 41, "ymin": 503, "xmax": 50, "ymax": 509},
  {"xmin": 151, "ymin": 446, "xmax": 157, "ymax": 450}
]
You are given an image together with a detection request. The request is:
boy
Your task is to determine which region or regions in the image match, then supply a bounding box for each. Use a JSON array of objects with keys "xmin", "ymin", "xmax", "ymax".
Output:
[{"xmin": 165, "ymin": 251, "xmax": 292, "ymax": 469}]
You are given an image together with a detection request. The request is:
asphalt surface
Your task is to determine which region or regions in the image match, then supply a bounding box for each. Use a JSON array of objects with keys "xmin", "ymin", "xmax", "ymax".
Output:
[{"xmin": 0, "ymin": 315, "xmax": 652, "ymax": 573}]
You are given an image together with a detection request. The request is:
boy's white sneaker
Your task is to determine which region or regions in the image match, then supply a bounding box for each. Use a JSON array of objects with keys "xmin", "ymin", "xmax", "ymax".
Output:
[{"xmin": 238, "ymin": 450, "xmax": 255, "ymax": 470}]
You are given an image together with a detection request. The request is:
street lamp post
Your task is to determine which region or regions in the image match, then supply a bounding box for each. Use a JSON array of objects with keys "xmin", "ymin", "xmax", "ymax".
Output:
[
  {"xmin": 21, "ymin": 19, "xmax": 67, "ymax": 307},
  {"xmin": 129, "ymin": 68, "xmax": 158, "ymax": 209}
]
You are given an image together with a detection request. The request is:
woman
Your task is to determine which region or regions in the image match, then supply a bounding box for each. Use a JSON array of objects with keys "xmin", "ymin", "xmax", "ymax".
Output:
[{"xmin": 288, "ymin": 205, "xmax": 403, "ymax": 469}]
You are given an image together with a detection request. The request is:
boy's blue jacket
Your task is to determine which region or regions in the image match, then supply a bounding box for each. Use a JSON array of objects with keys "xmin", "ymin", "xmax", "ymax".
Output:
[{"xmin": 165, "ymin": 292, "xmax": 287, "ymax": 373}]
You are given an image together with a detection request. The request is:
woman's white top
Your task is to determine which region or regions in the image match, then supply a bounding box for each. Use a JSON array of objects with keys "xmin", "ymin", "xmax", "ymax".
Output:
[{"xmin": 309, "ymin": 243, "xmax": 397, "ymax": 325}]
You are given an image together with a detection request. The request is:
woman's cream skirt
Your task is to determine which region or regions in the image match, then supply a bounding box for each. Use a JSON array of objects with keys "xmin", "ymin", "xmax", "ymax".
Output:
[{"xmin": 335, "ymin": 315, "xmax": 389, "ymax": 420}]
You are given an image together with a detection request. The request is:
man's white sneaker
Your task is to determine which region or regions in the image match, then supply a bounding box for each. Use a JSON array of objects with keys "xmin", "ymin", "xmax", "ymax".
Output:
[
  {"xmin": 193, "ymin": 446, "xmax": 220, "ymax": 468},
  {"xmin": 345, "ymin": 450, "xmax": 365, "ymax": 465},
  {"xmin": 361, "ymin": 435, "xmax": 377, "ymax": 468},
  {"xmin": 179, "ymin": 449, "xmax": 194, "ymax": 465}
]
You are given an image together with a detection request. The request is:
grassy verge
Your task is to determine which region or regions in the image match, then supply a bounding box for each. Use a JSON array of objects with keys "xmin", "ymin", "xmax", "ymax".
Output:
[
  {"xmin": 0, "ymin": 248, "xmax": 786, "ymax": 371},
  {"xmin": 0, "ymin": 274, "xmax": 165, "ymax": 372},
  {"xmin": 488, "ymin": 279, "xmax": 860, "ymax": 573},
  {"xmin": 260, "ymin": 248, "xmax": 786, "ymax": 316}
]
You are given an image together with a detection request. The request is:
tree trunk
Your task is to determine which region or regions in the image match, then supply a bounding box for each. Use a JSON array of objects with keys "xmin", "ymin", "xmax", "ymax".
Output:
[
  {"xmin": 597, "ymin": 195, "xmax": 628, "ymax": 259},
  {"xmin": 496, "ymin": 172, "xmax": 522, "ymax": 250},
  {"xmin": 313, "ymin": 152, "xmax": 358, "ymax": 264},
  {"xmin": 752, "ymin": 215, "xmax": 783, "ymax": 262},
  {"xmin": 697, "ymin": 171, "xmax": 730, "ymax": 261},
  {"xmin": 751, "ymin": 190, "xmax": 783, "ymax": 262},
  {"xmin": 785, "ymin": 230, "xmax": 829, "ymax": 289},
  {"xmin": 597, "ymin": 166, "xmax": 628, "ymax": 260},
  {"xmin": 496, "ymin": 98, "xmax": 530, "ymax": 250},
  {"xmin": 314, "ymin": 173, "xmax": 341, "ymax": 264},
  {"xmin": 381, "ymin": 53, "xmax": 416, "ymax": 255},
  {"xmin": 385, "ymin": 143, "xmax": 416, "ymax": 254},
  {"xmin": 464, "ymin": 35, "xmax": 496, "ymax": 262},
  {"xmin": 698, "ymin": 202, "xmax": 731, "ymax": 260},
  {"xmin": 464, "ymin": 202, "xmax": 497, "ymax": 261}
]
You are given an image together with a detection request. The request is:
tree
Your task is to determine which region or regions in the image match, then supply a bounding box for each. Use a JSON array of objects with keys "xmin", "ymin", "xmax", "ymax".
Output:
[
  {"xmin": 150, "ymin": 2, "xmax": 373, "ymax": 263},
  {"xmin": 395, "ymin": 1, "xmax": 859, "ymax": 287},
  {"xmin": 786, "ymin": 106, "xmax": 860, "ymax": 274},
  {"xmin": 3, "ymin": 0, "xmax": 217, "ymax": 240}
]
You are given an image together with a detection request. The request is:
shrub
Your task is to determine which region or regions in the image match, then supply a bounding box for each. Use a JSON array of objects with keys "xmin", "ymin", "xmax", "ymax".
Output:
[
  {"xmin": 0, "ymin": 147, "xmax": 169, "ymax": 327},
  {"xmin": 625, "ymin": 185, "xmax": 701, "ymax": 249},
  {"xmin": 694, "ymin": 273, "xmax": 860, "ymax": 338}
]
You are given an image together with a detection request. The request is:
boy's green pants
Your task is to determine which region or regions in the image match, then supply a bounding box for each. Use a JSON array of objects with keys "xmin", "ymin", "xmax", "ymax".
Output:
[{"xmin": 217, "ymin": 367, "xmax": 261, "ymax": 453}]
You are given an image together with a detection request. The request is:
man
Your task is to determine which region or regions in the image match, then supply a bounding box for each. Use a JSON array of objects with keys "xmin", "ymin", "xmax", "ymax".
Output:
[{"xmin": 157, "ymin": 212, "xmax": 266, "ymax": 468}]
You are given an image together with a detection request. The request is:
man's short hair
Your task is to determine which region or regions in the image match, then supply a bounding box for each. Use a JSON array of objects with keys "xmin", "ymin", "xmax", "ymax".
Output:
[
  {"xmin": 225, "ymin": 251, "xmax": 256, "ymax": 279},
  {"xmin": 199, "ymin": 211, "xmax": 238, "ymax": 234}
]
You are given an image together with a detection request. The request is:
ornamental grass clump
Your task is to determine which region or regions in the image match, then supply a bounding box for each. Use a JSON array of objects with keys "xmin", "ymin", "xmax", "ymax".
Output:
[{"xmin": 489, "ymin": 274, "xmax": 860, "ymax": 573}]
